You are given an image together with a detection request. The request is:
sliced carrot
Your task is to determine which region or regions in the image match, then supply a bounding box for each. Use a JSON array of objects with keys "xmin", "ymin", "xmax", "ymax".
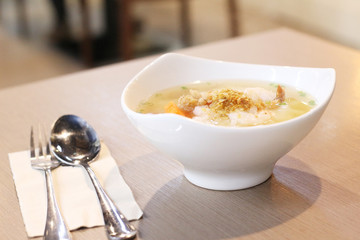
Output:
[{"xmin": 164, "ymin": 101, "xmax": 191, "ymax": 118}]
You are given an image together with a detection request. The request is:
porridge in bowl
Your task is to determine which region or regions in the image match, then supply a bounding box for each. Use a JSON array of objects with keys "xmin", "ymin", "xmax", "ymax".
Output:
[{"xmin": 137, "ymin": 80, "xmax": 316, "ymax": 127}]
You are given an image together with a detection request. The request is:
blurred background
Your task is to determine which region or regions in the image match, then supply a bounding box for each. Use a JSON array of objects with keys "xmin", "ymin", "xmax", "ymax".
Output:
[{"xmin": 1, "ymin": 0, "xmax": 360, "ymax": 89}]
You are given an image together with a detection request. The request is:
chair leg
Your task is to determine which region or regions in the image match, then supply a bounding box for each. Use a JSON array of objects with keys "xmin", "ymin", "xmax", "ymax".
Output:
[
  {"xmin": 179, "ymin": 0, "xmax": 191, "ymax": 46},
  {"xmin": 15, "ymin": 0, "xmax": 29, "ymax": 37},
  {"xmin": 79, "ymin": 0, "xmax": 93, "ymax": 67},
  {"xmin": 118, "ymin": 0, "xmax": 133, "ymax": 60},
  {"xmin": 227, "ymin": 0, "xmax": 240, "ymax": 37}
]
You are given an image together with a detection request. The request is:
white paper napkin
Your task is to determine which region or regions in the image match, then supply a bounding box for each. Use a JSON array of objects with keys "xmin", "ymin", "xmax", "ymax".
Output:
[{"xmin": 9, "ymin": 143, "xmax": 143, "ymax": 238}]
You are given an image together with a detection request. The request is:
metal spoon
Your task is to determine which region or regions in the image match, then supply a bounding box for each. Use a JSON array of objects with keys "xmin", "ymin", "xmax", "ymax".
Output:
[{"xmin": 50, "ymin": 114, "xmax": 137, "ymax": 240}]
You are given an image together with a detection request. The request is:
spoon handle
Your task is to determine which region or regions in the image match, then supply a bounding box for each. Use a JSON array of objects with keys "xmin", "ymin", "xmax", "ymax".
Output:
[{"xmin": 82, "ymin": 164, "xmax": 137, "ymax": 240}]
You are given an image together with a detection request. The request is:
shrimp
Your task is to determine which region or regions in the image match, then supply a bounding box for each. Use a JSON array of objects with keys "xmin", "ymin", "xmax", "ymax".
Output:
[
  {"xmin": 275, "ymin": 85, "xmax": 285, "ymax": 102},
  {"xmin": 268, "ymin": 85, "xmax": 286, "ymax": 108}
]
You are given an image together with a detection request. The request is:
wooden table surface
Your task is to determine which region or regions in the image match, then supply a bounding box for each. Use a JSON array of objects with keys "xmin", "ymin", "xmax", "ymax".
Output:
[{"xmin": 1, "ymin": 28, "xmax": 359, "ymax": 240}]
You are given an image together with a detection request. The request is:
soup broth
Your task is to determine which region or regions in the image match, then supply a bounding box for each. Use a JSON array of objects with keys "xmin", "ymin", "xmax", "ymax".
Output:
[{"xmin": 137, "ymin": 80, "xmax": 316, "ymax": 127}]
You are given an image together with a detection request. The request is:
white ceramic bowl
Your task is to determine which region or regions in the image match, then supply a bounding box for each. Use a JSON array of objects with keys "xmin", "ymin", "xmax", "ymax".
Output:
[{"xmin": 121, "ymin": 53, "xmax": 336, "ymax": 190}]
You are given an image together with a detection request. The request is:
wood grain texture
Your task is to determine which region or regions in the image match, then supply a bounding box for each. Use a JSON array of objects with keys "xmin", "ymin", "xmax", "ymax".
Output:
[{"xmin": 1, "ymin": 28, "xmax": 359, "ymax": 239}]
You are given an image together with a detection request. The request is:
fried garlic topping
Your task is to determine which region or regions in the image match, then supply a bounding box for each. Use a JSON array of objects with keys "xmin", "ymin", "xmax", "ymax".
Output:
[{"xmin": 177, "ymin": 88, "xmax": 266, "ymax": 118}]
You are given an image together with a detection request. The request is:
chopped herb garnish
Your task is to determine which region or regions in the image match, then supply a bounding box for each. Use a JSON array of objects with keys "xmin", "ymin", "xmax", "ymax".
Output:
[
  {"xmin": 140, "ymin": 101, "xmax": 153, "ymax": 106},
  {"xmin": 181, "ymin": 86, "xmax": 188, "ymax": 90},
  {"xmin": 155, "ymin": 93, "xmax": 162, "ymax": 97},
  {"xmin": 298, "ymin": 91, "xmax": 306, "ymax": 97},
  {"xmin": 269, "ymin": 83, "xmax": 285, "ymax": 88},
  {"xmin": 309, "ymin": 100, "xmax": 316, "ymax": 106},
  {"xmin": 279, "ymin": 102, "xmax": 287, "ymax": 105}
]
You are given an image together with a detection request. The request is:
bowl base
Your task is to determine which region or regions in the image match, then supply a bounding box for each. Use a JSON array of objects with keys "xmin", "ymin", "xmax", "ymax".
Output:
[{"xmin": 183, "ymin": 167, "xmax": 274, "ymax": 191}]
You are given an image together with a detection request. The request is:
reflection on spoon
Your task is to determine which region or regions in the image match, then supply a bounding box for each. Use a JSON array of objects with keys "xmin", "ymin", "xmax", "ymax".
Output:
[{"xmin": 50, "ymin": 114, "xmax": 137, "ymax": 240}]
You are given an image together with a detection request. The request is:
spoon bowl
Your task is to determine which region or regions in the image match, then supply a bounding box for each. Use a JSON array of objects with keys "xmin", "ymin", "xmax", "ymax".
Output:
[
  {"xmin": 50, "ymin": 114, "xmax": 137, "ymax": 240},
  {"xmin": 50, "ymin": 115, "xmax": 101, "ymax": 166}
]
